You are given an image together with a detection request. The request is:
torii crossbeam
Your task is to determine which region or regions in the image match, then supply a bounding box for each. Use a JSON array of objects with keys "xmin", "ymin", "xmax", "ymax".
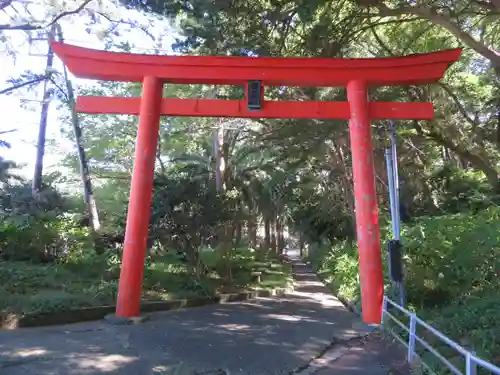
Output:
[{"xmin": 52, "ymin": 42, "xmax": 461, "ymax": 325}]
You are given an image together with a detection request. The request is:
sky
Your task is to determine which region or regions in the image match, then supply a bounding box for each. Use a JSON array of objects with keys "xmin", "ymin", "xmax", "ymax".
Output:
[{"xmin": 0, "ymin": 1, "xmax": 177, "ymax": 179}]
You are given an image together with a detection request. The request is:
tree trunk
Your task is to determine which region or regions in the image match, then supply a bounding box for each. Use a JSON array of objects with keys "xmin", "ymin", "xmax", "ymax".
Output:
[
  {"xmin": 223, "ymin": 223, "xmax": 233, "ymax": 282},
  {"xmin": 496, "ymin": 93, "xmax": 500, "ymax": 151},
  {"xmin": 275, "ymin": 215, "xmax": 283, "ymax": 254},
  {"xmin": 334, "ymin": 143, "xmax": 355, "ymax": 217},
  {"xmin": 221, "ymin": 130, "xmax": 230, "ymax": 187},
  {"xmin": 441, "ymin": 147, "xmax": 451, "ymax": 163},
  {"xmin": 32, "ymin": 24, "xmax": 57, "ymax": 195},
  {"xmin": 212, "ymin": 127, "xmax": 222, "ymax": 191},
  {"xmin": 270, "ymin": 218, "xmax": 277, "ymax": 253},
  {"xmin": 156, "ymin": 131, "xmax": 167, "ymax": 175},
  {"xmin": 235, "ymin": 222, "xmax": 242, "ymax": 244},
  {"xmin": 264, "ymin": 217, "xmax": 271, "ymax": 249},
  {"xmin": 248, "ymin": 214, "xmax": 258, "ymax": 248},
  {"xmin": 57, "ymin": 25, "xmax": 101, "ymax": 234}
]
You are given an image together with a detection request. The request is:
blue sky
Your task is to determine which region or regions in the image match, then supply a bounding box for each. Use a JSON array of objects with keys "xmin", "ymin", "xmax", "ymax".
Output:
[{"xmin": 0, "ymin": 3, "xmax": 176, "ymax": 179}]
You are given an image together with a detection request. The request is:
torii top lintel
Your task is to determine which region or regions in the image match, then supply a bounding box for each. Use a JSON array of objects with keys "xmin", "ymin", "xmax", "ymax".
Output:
[{"xmin": 51, "ymin": 42, "xmax": 461, "ymax": 87}]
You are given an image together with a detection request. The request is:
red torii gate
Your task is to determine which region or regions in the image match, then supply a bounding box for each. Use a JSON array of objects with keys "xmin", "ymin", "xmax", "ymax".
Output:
[{"xmin": 52, "ymin": 42, "xmax": 461, "ymax": 324}]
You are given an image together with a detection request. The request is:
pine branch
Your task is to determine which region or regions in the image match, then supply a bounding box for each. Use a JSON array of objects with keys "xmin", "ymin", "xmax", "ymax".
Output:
[
  {"xmin": 0, "ymin": 0, "xmax": 93, "ymax": 30},
  {"xmin": 0, "ymin": 0, "xmax": 13, "ymax": 11},
  {"xmin": 437, "ymin": 82, "xmax": 478, "ymax": 128},
  {"xmin": 369, "ymin": 3, "xmax": 500, "ymax": 66},
  {"xmin": 0, "ymin": 74, "xmax": 49, "ymax": 95},
  {"xmin": 0, "ymin": 129, "xmax": 17, "ymax": 135}
]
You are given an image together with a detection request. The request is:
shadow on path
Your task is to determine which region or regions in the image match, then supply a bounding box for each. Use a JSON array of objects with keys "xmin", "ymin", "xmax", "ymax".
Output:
[{"xmin": 0, "ymin": 251, "xmax": 391, "ymax": 375}]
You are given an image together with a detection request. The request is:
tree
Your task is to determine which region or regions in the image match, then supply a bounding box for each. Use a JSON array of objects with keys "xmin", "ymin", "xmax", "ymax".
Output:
[
  {"xmin": 41, "ymin": 0, "xmax": 500, "ymax": 254},
  {"xmin": 1, "ymin": 0, "xmax": 94, "ymax": 31},
  {"xmin": 32, "ymin": 24, "xmax": 57, "ymax": 195},
  {"xmin": 355, "ymin": 0, "xmax": 500, "ymax": 73},
  {"xmin": 56, "ymin": 24, "xmax": 101, "ymax": 232}
]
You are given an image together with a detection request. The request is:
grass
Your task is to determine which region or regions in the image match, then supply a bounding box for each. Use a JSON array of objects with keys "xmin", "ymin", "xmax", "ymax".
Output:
[
  {"xmin": 0, "ymin": 248, "xmax": 292, "ymax": 316},
  {"xmin": 307, "ymin": 208, "xmax": 500, "ymax": 372}
]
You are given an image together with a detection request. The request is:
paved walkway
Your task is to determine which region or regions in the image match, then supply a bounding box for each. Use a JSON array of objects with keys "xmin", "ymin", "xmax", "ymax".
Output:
[{"xmin": 0, "ymin": 251, "xmax": 396, "ymax": 375}]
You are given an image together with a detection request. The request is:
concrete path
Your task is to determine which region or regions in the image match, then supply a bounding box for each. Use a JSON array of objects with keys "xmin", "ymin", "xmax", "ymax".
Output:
[{"xmin": 0, "ymin": 251, "xmax": 394, "ymax": 375}]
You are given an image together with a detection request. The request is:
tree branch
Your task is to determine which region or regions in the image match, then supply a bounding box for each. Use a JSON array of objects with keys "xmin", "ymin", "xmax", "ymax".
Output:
[
  {"xmin": 0, "ymin": 129, "xmax": 17, "ymax": 135},
  {"xmin": 93, "ymin": 11, "xmax": 156, "ymax": 40},
  {"xmin": 0, "ymin": 0, "xmax": 93, "ymax": 30},
  {"xmin": 0, "ymin": 0, "xmax": 12, "ymax": 11},
  {"xmin": 371, "ymin": 3, "xmax": 500, "ymax": 66},
  {"xmin": 370, "ymin": 25, "xmax": 394, "ymax": 56},
  {"xmin": 487, "ymin": 0, "xmax": 500, "ymax": 11},
  {"xmin": 437, "ymin": 82, "xmax": 478, "ymax": 128},
  {"xmin": 412, "ymin": 119, "xmax": 498, "ymax": 186},
  {"xmin": 0, "ymin": 74, "xmax": 49, "ymax": 95},
  {"xmin": 49, "ymin": 77, "xmax": 69, "ymax": 100}
]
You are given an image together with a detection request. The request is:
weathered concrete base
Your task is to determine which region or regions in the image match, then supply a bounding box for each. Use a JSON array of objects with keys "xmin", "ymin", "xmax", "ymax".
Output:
[{"xmin": 103, "ymin": 314, "xmax": 151, "ymax": 326}]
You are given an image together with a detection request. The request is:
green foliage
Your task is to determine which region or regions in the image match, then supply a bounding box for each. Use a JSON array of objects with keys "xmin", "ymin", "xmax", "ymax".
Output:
[
  {"xmin": 427, "ymin": 166, "xmax": 499, "ymax": 214},
  {"xmin": 403, "ymin": 208, "xmax": 499, "ymax": 309},
  {"xmin": 421, "ymin": 289, "xmax": 499, "ymax": 363},
  {"xmin": 308, "ymin": 207, "xmax": 500, "ymax": 364},
  {"xmin": 0, "ymin": 245, "xmax": 291, "ymax": 316},
  {"xmin": 308, "ymin": 240, "xmax": 363, "ymax": 304},
  {"xmin": 290, "ymin": 197, "xmax": 355, "ymax": 243},
  {"xmin": 149, "ymin": 173, "xmax": 236, "ymax": 258},
  {"xmin": 0, "ymin": 213, "xmax": 91, "ymax": 262},
  {"xmin": 0, "ymin": 160, "xmax": 88, "ymax": 262},
  {"xmin": 0, "ymin": 260, "xmax": 118, "ymax": 314}
]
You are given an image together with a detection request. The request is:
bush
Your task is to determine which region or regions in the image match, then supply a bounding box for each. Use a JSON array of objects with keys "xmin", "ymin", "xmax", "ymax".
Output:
[
  {"xmin": 403, "ymin": 207, "xmax": 499, "ymax": 308},
  {"xmin": 0, "ymin": 261, "xmax": 118, "ymax": 314},
  {"xmin": 0, "ymin": 244, "xmax": 292, "ymax": 316},
  {"xmin": 428, "ymin": 167, "xmax": 499, "ymax": 214},
  {"xmin": 0, "ymin": 171, "xmax": 91, "ymax": 262},
  {"xmin": 307, "ymin": 207, "xmax": 500, "ymax": 364},
  {"xmin": 0, "ymin": 213, "xmax": 92, "ymax": 262}
]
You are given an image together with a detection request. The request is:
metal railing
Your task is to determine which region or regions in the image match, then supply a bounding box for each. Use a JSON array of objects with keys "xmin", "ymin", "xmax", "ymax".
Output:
[{"xmin": 382, "ymin": 296, "xmax": 500, "ymax": 375}]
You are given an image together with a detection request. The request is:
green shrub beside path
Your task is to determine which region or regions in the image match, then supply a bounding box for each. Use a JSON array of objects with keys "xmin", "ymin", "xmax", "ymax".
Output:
[
  {"xmin": 0, "ymin": 247, "xmax": 292, "ymax": 317},
  {"xmin": 308, "ymin": 207, "xmax": 500, "ymax": 367}
]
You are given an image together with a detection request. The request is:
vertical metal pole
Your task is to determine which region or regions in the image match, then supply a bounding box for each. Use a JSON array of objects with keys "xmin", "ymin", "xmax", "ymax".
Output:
[
  {"xmin": 386, "ymin": 146, "xmax": 406, "ymax": 307},
  {"xmin": 408, "ymin": 313, "xmax": 417, "ymax": 362},
  {"xmin": 386, "ymin": 149, "xmax": 397, "ymax": 236},
  {"xmin": 397, "ymin": 279, "xmax": 406, "ymax": 307},
  {"xmin": 381, "ymin": 296, "xmax": 388, "ymax": 327},
  {"xmin": 390, "ymin": 121, "xmax": 401, "ymax": 239},
  {"xmin": 389, "ymin": 122, "xmax": 406, "ymax": 307},
  {"xmin": 347, "ymin": 79, "xmax": 384, "ymax": 325},
  {"xmin": 466, "ymin": 352, "xmax": 477, "ymax": 375},
  {"xmin": 116, "ymin": 76, "xmax": 163, "ymax": 318}
]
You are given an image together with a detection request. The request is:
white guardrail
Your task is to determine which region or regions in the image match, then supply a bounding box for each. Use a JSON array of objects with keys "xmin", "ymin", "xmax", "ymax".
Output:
[{"xmin": 382, "ymin": 296, "xmax": 500, "ymax": 375}]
